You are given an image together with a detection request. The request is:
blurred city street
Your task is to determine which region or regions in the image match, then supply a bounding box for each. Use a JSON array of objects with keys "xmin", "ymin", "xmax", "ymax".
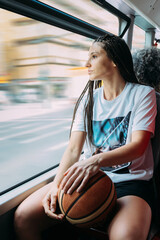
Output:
[{"xmin": 0, "ymin": 100, "xmax": 74, "ymax": 193}]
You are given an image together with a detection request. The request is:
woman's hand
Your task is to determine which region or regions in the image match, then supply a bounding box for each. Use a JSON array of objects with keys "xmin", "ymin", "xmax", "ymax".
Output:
[
  {"xmin": 60, "ymin": 156, "xmax": 100, "ymax": 195},
  {"xmin": 42, "ymin": 184, "xmax": 64, "ymax": 220}
]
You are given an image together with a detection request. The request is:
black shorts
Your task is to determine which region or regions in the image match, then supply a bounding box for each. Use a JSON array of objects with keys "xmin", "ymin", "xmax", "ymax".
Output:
[{"xmin": 115, "ymin": 179, "xmax": 155, "ymax": 211}]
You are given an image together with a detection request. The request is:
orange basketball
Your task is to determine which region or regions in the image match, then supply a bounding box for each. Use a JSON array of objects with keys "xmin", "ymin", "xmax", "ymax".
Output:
[{"xmin": 58, "ymin": 170, "xmax": 117, "ymax": 228}]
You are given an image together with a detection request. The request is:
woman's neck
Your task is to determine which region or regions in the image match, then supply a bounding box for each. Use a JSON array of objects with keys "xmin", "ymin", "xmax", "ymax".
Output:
[{"xmin": 102, "ymin": 74, "xmax": 126, "ymax": 101}]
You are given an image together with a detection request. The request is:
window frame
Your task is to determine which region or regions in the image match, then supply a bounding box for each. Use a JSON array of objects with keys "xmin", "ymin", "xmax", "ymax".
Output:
[
  {"xmin": 0, "ymin": 168, "xmax": 57, "ymax": 215},
  {"xmin": 91, "ymin": 0, "xmax": 131, "ymax": 37}
]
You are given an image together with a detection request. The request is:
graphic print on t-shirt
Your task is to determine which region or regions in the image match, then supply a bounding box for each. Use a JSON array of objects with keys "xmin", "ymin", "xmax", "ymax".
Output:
[{"xmin": 92, "ymin": 111, "xmax": 131, "ymax": 172}]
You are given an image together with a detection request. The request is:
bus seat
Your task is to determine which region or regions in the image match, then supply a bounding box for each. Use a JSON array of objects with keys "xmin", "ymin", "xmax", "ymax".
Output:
[
  {"xmin": 152, "ymin": 92, "xmax": 160, "ymax": 173},
  {"xmin": 150, "ymin": 92, "xmax": 160, "ymax": 225}
]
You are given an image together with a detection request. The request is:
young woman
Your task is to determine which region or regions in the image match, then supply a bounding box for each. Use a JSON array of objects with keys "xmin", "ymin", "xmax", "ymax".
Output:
[{"xmin": 14, "ymin": 34, "xmax": 157, "ymax": 240}]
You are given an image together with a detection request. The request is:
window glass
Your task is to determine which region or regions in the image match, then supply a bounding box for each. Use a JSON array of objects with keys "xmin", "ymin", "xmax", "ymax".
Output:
[
  {"xmin": 132, "ymin": 25, "xmax": 145, "ymax": 52},
  {"xmin": 40, "ymin": 0, "xmax": 119, "ymax": 35},
  {"xmin": 0, "ymin": 9, "xmax": 91, "ymax": 194}
]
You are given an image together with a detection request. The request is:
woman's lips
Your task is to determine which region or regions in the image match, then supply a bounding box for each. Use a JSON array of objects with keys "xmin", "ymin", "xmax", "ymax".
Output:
[{"xmin": 88, "ymin": 70, "xmax": 93, "ymax": 75}]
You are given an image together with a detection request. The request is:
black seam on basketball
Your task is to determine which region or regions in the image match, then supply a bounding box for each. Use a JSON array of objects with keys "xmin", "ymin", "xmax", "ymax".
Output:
[
  {"xmin": 59, "ymin": 190, "xmax": 65, "ymax": 215},
  {"xmin": 77, "ymin": 190, "xmax": 117, "ymax": 226},
  {"xmin": 67, "ymin": 187, "xmax": 117, "ymax": 225},
  {"xmin": 67, "ymin": 180, "xmax": 112, "ymax": 220},
  {"xmin": 66, "ymin": 180, "xmax": 113, "ymax": 220},
  {"xmin": 64, "ymin": 174, "xmax": 107, "ymax": 217}
]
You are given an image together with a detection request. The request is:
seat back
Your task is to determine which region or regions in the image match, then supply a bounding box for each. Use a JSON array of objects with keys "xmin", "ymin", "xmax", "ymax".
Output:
[
  {"xmin": 151, "ymin": 92, "xmax": 160, "ymax": 223},
  {"xmin": 152, "ymin": 92, "xmax": 160, "ymax": 170}
]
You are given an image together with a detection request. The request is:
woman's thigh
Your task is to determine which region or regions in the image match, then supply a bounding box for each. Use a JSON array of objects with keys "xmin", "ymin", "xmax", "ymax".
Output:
[
  {"xmin": 108, "ymin": 195, "xmax": 152, "ymax": 240},
  {"xmin": 14, "ymin": 182, "xmax": 58, "ymax": 231}
]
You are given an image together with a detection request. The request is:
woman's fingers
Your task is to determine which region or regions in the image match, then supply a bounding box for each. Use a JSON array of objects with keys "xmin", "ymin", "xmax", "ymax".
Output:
[
  {"xmin": 42, "ymin": 191, "xmax": 64, "ymax": 220},
  {"xmin": 66, "ymin": 172, "xmax": 84, "ymax": 195},
  {"xmin": 76, "ymin": 166, "xmax": 99, "ymax": 193},
  {"xmin": 50, "ymin": 193, "xmax": 57, "ymax": 213},
  {"xmin": 45, "ymin": 208, "xmax": 64, "ymax": 220},
  {"xmin": 42, "ymin": 193, "xmax": 50, "ymax": 213},
  {"xmin": 61, "ymin": 166, "xmax": 76, "ymax": 189},
  {"xmin": 63, "ymin": 169, "xmax": 81, "ymax": 194},
  {"xmin": 77, "ymin": 173, "xmax": 90, "ymax": 193},
  {"xmin": 61, "ymin": 159, "xmax": 100, "ymax": 195},
  {"xmin": 64, "ymin": 166, "xmax": 72, "ymax": 176}
]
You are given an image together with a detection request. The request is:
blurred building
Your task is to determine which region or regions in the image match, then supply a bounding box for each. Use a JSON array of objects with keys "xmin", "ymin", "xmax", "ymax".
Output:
[{"xmin": 0, "ymin": 10, "xmax": 89, "ymax": 102}]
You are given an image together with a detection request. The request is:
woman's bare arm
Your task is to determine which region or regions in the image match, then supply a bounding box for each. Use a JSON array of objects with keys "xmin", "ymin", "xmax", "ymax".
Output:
[
  {"xmin": 61, "ymin": 130, "xmax": 151, "ymax": 194},
  {"xmin": 53, "ymin": 131, "xmax": 86, "ymax": 187},
  {"xmin": 98, "ymin": 130, "xmax": 151, "ymax": 168}
]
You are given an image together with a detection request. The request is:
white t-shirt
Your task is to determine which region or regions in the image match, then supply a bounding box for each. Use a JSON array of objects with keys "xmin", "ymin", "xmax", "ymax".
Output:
[{"xmin": 72, "ymin": 82, "xmax": 157, "ymax": 183}]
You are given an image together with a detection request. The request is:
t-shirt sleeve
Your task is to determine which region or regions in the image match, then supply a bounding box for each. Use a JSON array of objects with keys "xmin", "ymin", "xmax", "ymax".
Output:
[
  {"xmin": 71, "ymin": 96, "xmax": 87, "ymax": 132},
  {"xmin": 132, "ymin": 88, "xmax": 157, "ymax": 135}
]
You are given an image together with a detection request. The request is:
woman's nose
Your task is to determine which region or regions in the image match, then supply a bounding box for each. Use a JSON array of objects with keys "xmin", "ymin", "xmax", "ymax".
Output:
[{"xmin": 85, "ymin": 60, "xmax": 91, "ymax": 68}]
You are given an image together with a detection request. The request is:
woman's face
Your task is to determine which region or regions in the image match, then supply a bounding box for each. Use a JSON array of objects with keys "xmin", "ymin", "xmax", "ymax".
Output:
[{"xmin": 85, "ymin": 42, "xmax": 116, "ymax": 81}]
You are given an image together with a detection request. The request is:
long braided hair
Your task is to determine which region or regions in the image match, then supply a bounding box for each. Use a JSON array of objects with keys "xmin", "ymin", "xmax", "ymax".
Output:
[{"xmin": 70, "ymin": 34, "xmax": 139, "ymax": 146}]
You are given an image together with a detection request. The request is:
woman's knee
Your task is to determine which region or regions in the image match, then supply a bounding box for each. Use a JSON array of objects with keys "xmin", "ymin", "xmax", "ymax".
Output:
[
  {"xmin": 14, "ymin": 204, "xmax": 31, "ymax": 233},
  {"xmin": 108, "ymin": 196, "xmax": 151, "ymax": 240},
  {"xmin": 14, "ymin": 183, "xmax": 53, "ymax": 231},
  {"xmin": 109, "ymin": 224, "xmax": 147, "ymax": 240}
]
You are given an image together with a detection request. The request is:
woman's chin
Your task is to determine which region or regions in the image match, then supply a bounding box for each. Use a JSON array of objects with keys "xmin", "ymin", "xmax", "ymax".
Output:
[{"xmin": 89, "ymin": 77, "xmax": 98, "ymax": 81}]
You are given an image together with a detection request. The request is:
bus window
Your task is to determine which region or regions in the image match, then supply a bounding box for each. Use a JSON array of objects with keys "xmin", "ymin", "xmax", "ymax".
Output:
[
  {"xmin": 132, "ymin": 24, "xmax": 145, "ymax": 52},
  {"xmin": 40, "ymin": 0, "xmax": 119, "ymax": 35},
  {"xmin": 0, "ymin": 8, "xmax": 91, "ymax": 195}
]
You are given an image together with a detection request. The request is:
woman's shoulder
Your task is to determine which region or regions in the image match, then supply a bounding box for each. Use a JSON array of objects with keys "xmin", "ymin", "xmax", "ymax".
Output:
[
  {"xmin": 92, "ymin": 83, "xmax": 155, "ymax": 101},
  {"xmin": 127, "ymin": 82, "xmax": 155, "ymax": 98}
]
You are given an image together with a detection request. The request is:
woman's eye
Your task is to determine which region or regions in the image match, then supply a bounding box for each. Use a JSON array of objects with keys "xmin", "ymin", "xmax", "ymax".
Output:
[{"xmin": 92, "ymin": 55, "xmax": 97, "ymax": 59}]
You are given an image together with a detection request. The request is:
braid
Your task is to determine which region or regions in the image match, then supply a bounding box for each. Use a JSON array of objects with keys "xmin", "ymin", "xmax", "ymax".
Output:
[
  {"xmin": 84, "ymin": 80, "xmax": 94, "ymax": 145},
  {"xmin": 70, "ymin": 80, "xmax": 95, "ymax": 146},
  {"xmin": 70, "ymin": 80, "xmax": 90, "ymax": 136}
]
